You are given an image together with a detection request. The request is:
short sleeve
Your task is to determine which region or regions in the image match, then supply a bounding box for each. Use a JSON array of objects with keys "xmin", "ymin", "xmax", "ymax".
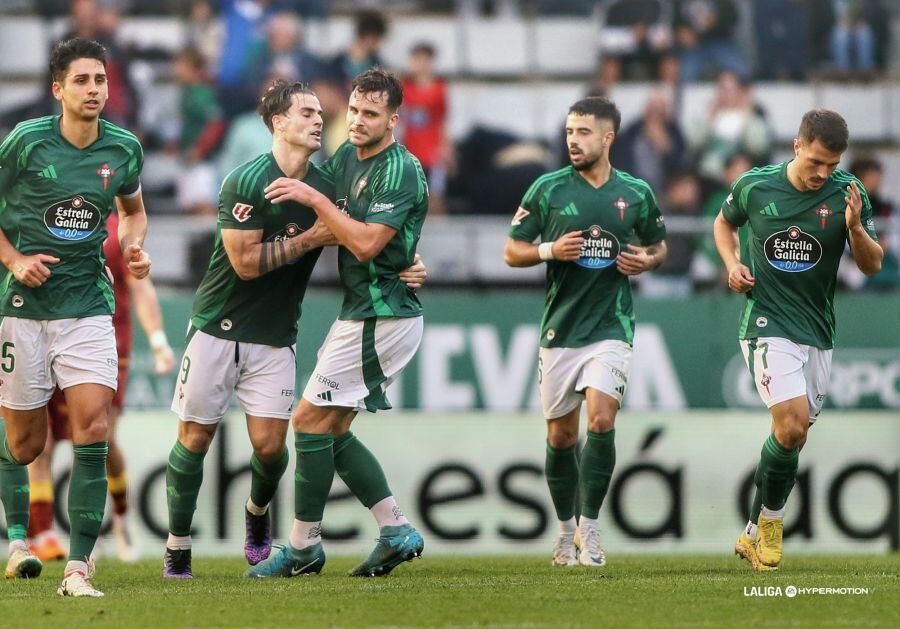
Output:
[
  {"xmin": 635, "ymin": 187, "xmax": 666, "ymax": 245},
  {"xmin": 117, "ymin": 140, "xmax": 144, "ymax": 197},
  {"xmin": 364, "ymin": 160, "xmax": 421, "ymax": 230},
  {"xmin": 218, "ymin": 170, "xmax": 265, "ymax": 230},
  {"xmin": 0, "ymin": 128, "xmax": 23, "ymax": 198},
  {"xmin": 720, "ymin": 179, "xmax": 749, "ymax": 227},
  {"xmin": 507, "ymin": 177, "xmax": 546, "ymax": 242},
  {"xmin": 852, "ymin": 179, "xmax": 879, "ymax": 242}
]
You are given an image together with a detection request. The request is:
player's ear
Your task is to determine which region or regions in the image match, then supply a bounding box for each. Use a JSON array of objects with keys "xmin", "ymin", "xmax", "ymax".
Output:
[
  {"xmin": 793, "ymin": 138, "xmax": 801, "ymax": 155},
  {"xmin": 388, "ymin": 111, "xmax": 399, "ymax": 130},
  {"xmin": 51, "ymin": 81, "xmax": 63, "ymax": 102}
]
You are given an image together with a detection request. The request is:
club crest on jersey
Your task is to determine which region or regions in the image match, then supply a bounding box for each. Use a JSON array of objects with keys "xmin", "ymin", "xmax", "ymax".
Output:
[
  {"xmin": 355, "ymin": 175, "xmax": 369, "ymax": 199},
  {"xmin": 43, "ymin": 195, "xmax": 101, "ymax": 240},
  {"xmin": 96, "ymin": 163, "xmax": 115, "ymax": 190},
  {"xmin": 511, "ymin": 207, "xmax": 530, "ymax": 226},
  {"xmin": 614, "ymin": 197, "xmax": 629, "ymax": 220},
  {"xmin": 816, "ymin": 204, "xmax": 834, "ymax": 228},
  {"xmin": 764, "ymin": 225, "xmax": 822, "ymax": 272},
  {"xmin": 576, "ymin": 224, "xmax": 620, "ymax": 269},
  {"xmin": 232, "ymin": 203, "xmax": 253, "ymax": 222}
]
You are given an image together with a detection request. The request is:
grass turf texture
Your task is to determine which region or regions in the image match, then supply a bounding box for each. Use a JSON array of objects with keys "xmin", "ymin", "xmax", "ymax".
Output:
[{"xmin": 1, "ymin": 555, "xmax": 897, "ymax": 628}]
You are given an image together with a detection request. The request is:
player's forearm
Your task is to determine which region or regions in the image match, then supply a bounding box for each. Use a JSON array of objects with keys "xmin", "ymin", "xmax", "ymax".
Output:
[
  {"xmin": 848, "ymin": 225, "xmax": 883, "ymax": 276},
  {"xmin": 645, "ymin": 241, "xmax": 668, "ymax": 270},
  {"xmin": 254, "ymin": 231, "xmax": 320, "ymax": 277},
  {"xmin": 307, "ymin": 189, "xmax": 384, "ymax": 262},
  {"xmin": 503, "ymin": 239, "xmax": 542, "ymax": 267},
  {"xmin": 0, "ymin": 227, "xmax": 23, "ymax": 269},
  {"xmin": 128, "ymin": 275, "xmax": 165, "ymax": 339},
  {"xmin": 117, "ymin": 199, "xmax": 148, "ymax": 251},
  {"xmin": 713, "ymin": 213, "xmax": 740, "ymax": 270}
]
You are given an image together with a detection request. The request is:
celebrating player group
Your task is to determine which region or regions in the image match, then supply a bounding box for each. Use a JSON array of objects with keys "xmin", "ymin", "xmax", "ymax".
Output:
[{"xmin": 0, "ymin": 37, "xmax": 883, "ymax": 597}]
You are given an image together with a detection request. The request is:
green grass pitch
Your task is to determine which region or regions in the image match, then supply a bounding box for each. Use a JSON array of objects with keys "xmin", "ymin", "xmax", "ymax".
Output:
[{"xmin": 2, "ymin": 555, "xmax": 897, "ymax": 627}]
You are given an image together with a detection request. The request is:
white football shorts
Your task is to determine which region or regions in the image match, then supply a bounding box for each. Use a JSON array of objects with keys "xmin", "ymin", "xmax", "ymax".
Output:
[{"xmin": 539, "ymin": 339, "xmax": 632, "ymax": 419}]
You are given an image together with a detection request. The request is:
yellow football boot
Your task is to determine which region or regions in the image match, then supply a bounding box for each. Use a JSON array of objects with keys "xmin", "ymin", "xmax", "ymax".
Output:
[
  {"xmin": 734, "ymin": 530, "xmax": 773, "ymax": 572},
  {"xmin": 755, "ymin": 515, "xmax": 784, "ymax": 569}
]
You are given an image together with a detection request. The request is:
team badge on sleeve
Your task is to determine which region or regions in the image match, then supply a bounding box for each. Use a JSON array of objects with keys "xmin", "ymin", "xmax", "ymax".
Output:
[
  {"xmin": 232, "ymin": 203, "xmax": 253, "ymax": 222},
  {"xmin": 511, "ymin": 207, "xmax": 530, "ymax": 226}
]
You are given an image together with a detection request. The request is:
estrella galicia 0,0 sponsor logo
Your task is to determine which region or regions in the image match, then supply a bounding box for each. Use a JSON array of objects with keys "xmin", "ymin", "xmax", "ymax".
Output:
[
  {"xmin": 764, "ymin": 225, "xmax": 822, "ymax": 272},
  {"xmin": 576, "ymin": 224, "xmax": 620, "ymax": 269},
  {"xmin": 43, "ymin": 196, "xmax": 101, "ymax": 241}
]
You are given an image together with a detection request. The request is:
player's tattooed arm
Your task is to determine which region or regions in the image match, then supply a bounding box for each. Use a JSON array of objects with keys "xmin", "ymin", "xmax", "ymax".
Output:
[
  {"xmin": 223, "ymin": 222, "xmax": 332, "ymax": 280},
  {"xmin": 844, "ymin": 181, "xmax": 883, "ymax": 276},
  {"xmin": 616, "ymin": 240, "xmax": 667, "ymax": 275}
]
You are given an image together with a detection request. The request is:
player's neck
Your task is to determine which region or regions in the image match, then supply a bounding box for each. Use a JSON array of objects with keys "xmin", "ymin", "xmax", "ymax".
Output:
[
  {"xmin": 272, "ymin": 139, "xmax": 311, "ymax": 180},
  {"xmin": 356, "ymin": 133, "xmax": 395, "ymax": 161},
  {"xmin": 58, "ymin": 112, "xmax": 100, "ymax": 149},
  {"xmin": 785, "ymin": 159, "xmax": 809, "ymax": 192},
  {"xmin": 576, "ymin": 158, "xmax": 612, "ymax": 188}
]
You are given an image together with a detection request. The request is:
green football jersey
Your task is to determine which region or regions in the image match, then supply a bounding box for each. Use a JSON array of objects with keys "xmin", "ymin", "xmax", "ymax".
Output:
[
  {"xmin": 321, "ymin": 141, "xmax": 427, "ymax": 320},
  {"xmin": 0, "ymin": 115, "xmax": 143, "ymax": 319},
  {"xmin": 190, "ymin": 153, "xmax": 333, "ymax": 347},
  {"xmin": 721, "ymin": 161, "xmax": 877, "ymax": 349},
  {"xmin": 509, "ymin": 166, "xmax": 666, "ymax": 348}
]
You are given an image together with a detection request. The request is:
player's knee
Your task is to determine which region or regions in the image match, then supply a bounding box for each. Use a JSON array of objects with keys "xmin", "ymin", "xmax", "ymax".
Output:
[
  {"xmin": 253, "ymin": 442, "xmax": 285, "ymax": 462},
  {"xmin": 9, "ymin": 435, "xmax": 44, "ymax": 465},
  {"xmin": 586, "ymin": 412, "xmax": 615, "ymax": 434},
  {"xmin": 546, "ymin": 425, "xmax": 578, "ymax": 449},
  {"xmin": 81, "ymin": 418, "xmax": 109, "ymax": 444},
  {"xmin": 776, "ymin": 417, "xmax": 808, "ymax": 449},
  {"xmin": 179, "ymin": 430, "xmax": 212, "ymax": 455}
]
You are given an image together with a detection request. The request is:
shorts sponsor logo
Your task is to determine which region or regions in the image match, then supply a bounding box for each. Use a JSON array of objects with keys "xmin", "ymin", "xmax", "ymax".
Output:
[
  {"xmin": 220, "ymin": 319, "xmax": 233, "ymax": 331},
  {"xmin": 576, "ymin": 224, "xmax": 620, "ymax": 269},
  {"xmin": 316, "ymin": 390, "xmax": 333, "ymax": 402},
  {"xmin": 764, "ymin": 226, "xmax": 822, "ymax": 272},
  {"xmin": 511, "ymin": 207, "xmax": 530, "ymax": 226},
  {"xmin": 107, "ymin": 358, "xmax": 118, "ymax": 367},
  {"xmin": 43, "ymin": 196, "xmax": 101, "ymax": 240},
  {"xmin": 231, "ymin": 203, "xmax": 253, "ymax": 222},
  {"xmin": 281, "ymin": 389, "xmax": 294, "ymax": 397},
  {"xmin": 756, "ymin": 317, "xmax": 768, "ymax": 327},
  {"xmin": 315, "ymin": 373, "xmax": 340, "ymax": 389},
  {"xmin": 11, "ymin": 295, "xmax": 23, "ymax": 308}
]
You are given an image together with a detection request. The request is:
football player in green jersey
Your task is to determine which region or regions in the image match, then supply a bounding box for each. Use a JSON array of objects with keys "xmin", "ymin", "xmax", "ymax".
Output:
[
  {"xmin": 249, "ymin": 68, "xmax": 427, "ymax": 579},
  {"xmin": 0, "ymin": 38, "xmax": 151, "ymax": 597},
  {"xmin": 162, "ymin": 79, "xmax": 426, "ymax": 579},
  {"xmin": 504, "ymin": 96, "xmax": 668, "ymax": 568},
  {"xmin": 714, "ymin": 109, "xmax": 882, "ymax": 571}
]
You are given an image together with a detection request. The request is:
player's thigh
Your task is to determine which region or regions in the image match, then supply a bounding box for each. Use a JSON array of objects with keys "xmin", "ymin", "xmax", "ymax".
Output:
[
  {"xmin": 171, "ymin": 329, "xmax": 240, "ymax": 425},
  {"xmin": 538, "ymin": 347, "xmax": 584, "ymax": 421},
  {"xmin": 246, "ymin": 414, "xmax": 289, "ymax": 461},
  {"xmin": 740, "ymin": 337, "xmax": 808, "ymax": 409},
  {"xmin": 576, "ymin": 340, "xmax": 631, "ymax": 410},
  {"xmin": 51, "ymin": 315, "xmax": 118, "ymax": 396},
  {"xmin": 0, "ymin": 316, "xmax": 55, "ymax": 410},
  {"xmin": 63, "ymin": 383, "xmax": 114, "ymax": 445},
  {"xmin": 177, "ymin": 418, "xmax": 218, "ymax": 455},
  {"xmin": 0, "ymin": 405, "xmax": 48, "ymax": 463},
  {"xmin": 234, "ymin": 342, "xmax": 296, "ymax": 421},
  {"xmin": 804, "ymin": 347, "xmax": 833, "ymax": 425},
  {"xmin": 293, "ymin": 397, "xmax": 357, "ymax": 434},
  {"xmin": 584, "ymin": 388, "xmax": 621, "ymax": 433}
]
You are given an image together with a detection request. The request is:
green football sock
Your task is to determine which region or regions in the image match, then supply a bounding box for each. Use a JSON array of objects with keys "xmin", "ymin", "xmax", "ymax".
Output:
[
  {"xmin": 750, "ymin": 462, "xmax": 763, "ymax": 522},
  {"xmin": 579, "ymin": 429, "xmax": 616, "ymax": 520},
  {"xmin": 333, "ymin": 431, "xmax": 391, "ymax": 508},
  {"xmin": 68, "ymin": 441, "xmax": 109, "ymax": 560},
  {"xmin": 294, "ymin": 433, "xmax": 334, "ymax": 522},
  {"xmin": 758, "ymin": 433, "xmax": 799, "ymax": 512},
  {"xmin": 545, "ymin": 442, "xmax": 578, "ymax": 522},
  {"xmin": 166, "ymin": 440, "xmax": 206, "ymax": 537},
  {"xmin": 249, "ymin": 447, "xmax": 289, "ymax": 509},
  {"xmin": 0, "ymin": 421, "xmax": 29, "ymax": 543}
]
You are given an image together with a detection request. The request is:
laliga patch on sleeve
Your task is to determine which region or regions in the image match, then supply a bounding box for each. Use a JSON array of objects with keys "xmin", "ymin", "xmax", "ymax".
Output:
[
  {"xmin": 232, "ymin": 203, "xmax": 253, "ymax": 222},
  {"xmin": 725, "ymin": 193, "xmax": 734, "ymax": 205},
  {"xmin": 511, "ymin": 207, "xmax": 530, "ymax": 226}
]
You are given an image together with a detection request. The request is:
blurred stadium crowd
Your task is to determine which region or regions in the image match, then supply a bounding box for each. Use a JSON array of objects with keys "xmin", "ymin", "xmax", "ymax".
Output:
[{"xmin": 0, "ymin": 0, "xmax": 899, "ymax": 292}]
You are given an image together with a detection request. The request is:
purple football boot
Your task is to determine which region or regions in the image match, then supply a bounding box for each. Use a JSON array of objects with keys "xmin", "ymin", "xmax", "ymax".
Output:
[{"xmin": 244, "ymin": 508, "xmax": 272, "ymax": 565}]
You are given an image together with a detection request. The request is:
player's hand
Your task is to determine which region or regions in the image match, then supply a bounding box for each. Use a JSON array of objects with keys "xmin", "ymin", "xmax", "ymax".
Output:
[
  {"xmin": 152, "ymin": 343, "xmax": 176, "ymax": 375},
  {"xmin": 307, "ymin": 220, "xmax": 338, "ymax": 247},
  {"xmin": 11, "ymin": 253, "xmax": 59, "ymax": 287},
  {"xmin": 551, "ymin": 231, "xmax": 584, "ymax": 261},
  {"xmin": 844, "ymin": 181, "xmax": 863, "ymax": 230},
  {"xmin": 124, "ymin": 244, "xmax": 151, "ymax": 279},
  {"xmin": 616, "ymin": 244, "xmax": 654, "ymax": 276},
  {"xmin": 727, "ymin": 263, "xmax": 755, "ymax": 293},
  {"xmin": 400, "ymin": 253, "xmax": 427, "ymax": 288},
  {"xmin": 264, "ymin": 178, "xmax": 319, "ymax": 206}
]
